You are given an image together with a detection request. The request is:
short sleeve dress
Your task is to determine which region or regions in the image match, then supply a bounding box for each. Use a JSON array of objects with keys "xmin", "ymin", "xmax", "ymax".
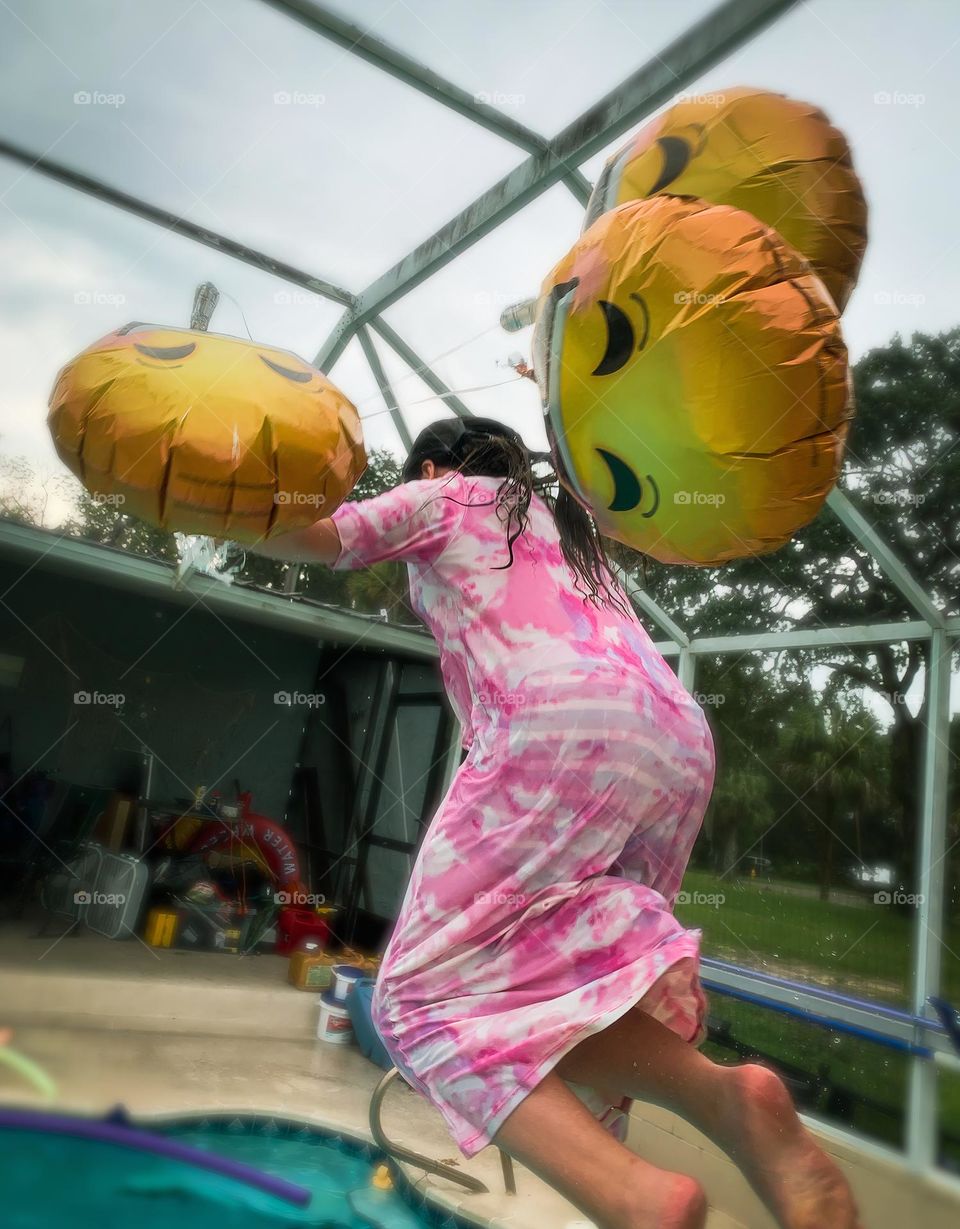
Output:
[{"xmin": 331, "ymin": 472, "xmax": 715, "ymax": 1156}]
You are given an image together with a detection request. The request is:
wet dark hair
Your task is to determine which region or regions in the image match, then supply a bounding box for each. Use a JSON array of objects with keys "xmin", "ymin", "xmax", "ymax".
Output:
[{"xmin": 402, "ymin": 417, "xmax": 627, "ymax": 613}]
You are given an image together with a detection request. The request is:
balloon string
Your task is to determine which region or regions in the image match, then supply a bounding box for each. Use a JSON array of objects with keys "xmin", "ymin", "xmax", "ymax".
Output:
[
  {"xmin": 207, "ymin": 300, "xmax": 527, "ymax": 421},
  {"xmin": 218, "ymin": 291, "xmax": 255, "ymax": 340},
  {"xmin": 402, "ymin": 321, "xmax": 504, "ymax": 372},
  {"xmin": 357, "ymin": 375, "xmax": 525, "ymax": 422},
  {"xmin": 352, "ymin": 321, "xmax": 507, "ymax": 411}
]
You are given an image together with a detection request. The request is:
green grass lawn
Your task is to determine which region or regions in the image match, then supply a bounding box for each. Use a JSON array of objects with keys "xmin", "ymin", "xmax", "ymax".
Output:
[
  {"xmin": 674, "ymin": 868, "xmax": 960, "ymax": 1005},
  {"xmin": 673, "ymin": 868, "xmax": 960, "ymax": 1167}
]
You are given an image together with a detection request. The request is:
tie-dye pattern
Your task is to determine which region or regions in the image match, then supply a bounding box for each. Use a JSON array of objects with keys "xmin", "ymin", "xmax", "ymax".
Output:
[{"xmin": 331, "ymin": 474, "xmax": 715, "ymax": 1156}]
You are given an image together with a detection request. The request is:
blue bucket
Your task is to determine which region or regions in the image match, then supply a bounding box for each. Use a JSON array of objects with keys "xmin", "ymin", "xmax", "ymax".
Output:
[{"xmin": 347, "ymin": 977, "xmax": 394, "ymax": 1071}]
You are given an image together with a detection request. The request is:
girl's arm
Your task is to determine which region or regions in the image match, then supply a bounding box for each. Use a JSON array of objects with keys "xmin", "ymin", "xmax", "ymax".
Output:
[
  {"xmin": 248, "ymin": 478, "xmax": 465, "ymax": 571},
  {"xmin": 246, "ymin": 519, "xmax": 342, "ymax": 564}
]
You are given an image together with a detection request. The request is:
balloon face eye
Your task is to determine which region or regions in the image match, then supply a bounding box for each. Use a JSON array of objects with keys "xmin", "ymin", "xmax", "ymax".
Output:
[
  {"xmin": 648, "ymin": 135, "xmax": 693, "ymax": 193},
  {"xmin": 596, "ymin": 448, "xmax": 659, "ymax": 518},
  {"xmin": 643, "ymin": 124, "xmax": 705, "ymax": 193},
  {"xmin": 259, "ymin": 355, "xmax": 314, "ymax": 383},
  {"xmin": 134, "ymin": 341, "xmax": 197, "ymax": 363},
  {"xmin": 591, "ymin": 294, "xmax": 650, "ymax": 376}
]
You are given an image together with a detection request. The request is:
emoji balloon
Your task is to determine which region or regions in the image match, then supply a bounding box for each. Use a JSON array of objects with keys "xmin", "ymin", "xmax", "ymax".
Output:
[
  {"xmin": 533, "ymin": 195, "xmax": 853, "ymax": 566},
  {"xmin": 584, "ymin": 87, "xmax": 867, "ymax": 313},
  {"xmin": 49, "ymin": 323, "xmax": 366, "ymax": 542}
]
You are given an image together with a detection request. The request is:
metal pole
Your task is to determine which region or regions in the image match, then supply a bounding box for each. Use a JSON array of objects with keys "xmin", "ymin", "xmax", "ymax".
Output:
[
  {"xmin": 613, "ymin": 563, "xmax": 690, "ymax": 647},
  {"xmin": 827, "ymin": 489, "xmax": 945, "ymax": 629},
  {"xmin": 678, "ymin": 647, "xmax": 697, "ymax": 695},
  {"xmin": 0, "ymin": 138, "xmax": 355, "ymax": 309},
  {"xmin": 368, "ymin": 1068, "xmax": 489, "ymax": 1193},
  {"xmin": 313, "ymin": 0, "xmax": 801, "ymax": 364},
  {"xmin": 906, "ymin": 628, "xmax": 954, "ymax": 1169},
  {"xmin": 356, "ymin": 326, "xmax": 413, "ymax": 450},
  {"xmin": 314, "ymin": 308, "xmax": 356, "ymax": 372}
]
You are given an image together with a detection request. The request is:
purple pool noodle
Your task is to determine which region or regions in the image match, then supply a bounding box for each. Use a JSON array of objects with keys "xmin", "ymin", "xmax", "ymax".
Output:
[{"xmin": 0, "ymin": 1107, "xmax": 311, "ymax": 1207}]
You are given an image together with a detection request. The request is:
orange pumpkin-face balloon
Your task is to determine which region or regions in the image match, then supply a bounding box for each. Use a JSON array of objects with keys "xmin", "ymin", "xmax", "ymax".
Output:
[
  {"xmin": 533, "ymin": 195, "xmax": 853, "ymax": 566},
  {"xmin": 49, "ymin": 323, "xmax": 366, "ymax": 542},
  {"xmin": 584, "ymin": 87, "xmax": 867, "ymax": 312}
]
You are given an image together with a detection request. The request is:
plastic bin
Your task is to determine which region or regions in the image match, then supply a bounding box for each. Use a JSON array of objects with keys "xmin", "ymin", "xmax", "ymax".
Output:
[{"xmin": 347, "ymin": 977, "xmax": 393, "ymax": 1071}]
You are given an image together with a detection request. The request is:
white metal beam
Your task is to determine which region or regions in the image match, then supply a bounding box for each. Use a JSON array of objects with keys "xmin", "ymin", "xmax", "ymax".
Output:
[
  {"xmin": 0, "ymin": 518, "xmax": 436, "ymax": 658},
  {"xmin": 684, "ymin": 620, "xmax": 934, "ymax": 655},
  {"xmin": 827, "ymin": 489, "xmax": 946, "ymax": 629},
  {"xmin": 614, "ymin": 563, "xmax": 690, "ymax": 646},
  {"xmin": 0, "ymin": 138, "xmax": 356, "ymax": 309},
  {"xmin": 356, "ymin": 326, "xmax": 413, "ymax": 450},
  {"xmin": 313, "ymin": 0, "xmax": 800, "ymax": 366},
  {"xmin": 702, "ymin": 958, "xmax": 954, "ymax": 1056},
  {"xmin": 907, "ymin": 628, "xmax": 955, "ymax": 1169}
]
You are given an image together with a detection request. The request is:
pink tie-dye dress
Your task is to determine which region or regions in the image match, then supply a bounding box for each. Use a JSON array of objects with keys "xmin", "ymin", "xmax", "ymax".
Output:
[{"xmin": 331, "ymin": 473, "xmax": 715, "ymax": 1157}]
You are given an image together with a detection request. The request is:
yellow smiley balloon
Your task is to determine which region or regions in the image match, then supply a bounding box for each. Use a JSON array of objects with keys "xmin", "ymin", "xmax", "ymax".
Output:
[
  {"xmin": 49, "ymin": 323, "xmax": 366, "ymax": 542},
  {"xmin": 533, "ymin": 195, "xmax": 853, "ymax": 566},
  {"xmin": 585, "ymin": 87, "xmax": 867, "ymax": 313}
]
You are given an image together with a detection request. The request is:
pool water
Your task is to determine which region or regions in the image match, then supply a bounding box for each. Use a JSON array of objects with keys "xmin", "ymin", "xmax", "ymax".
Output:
[{"xmin": 0, "ymin": 1114, "xmax": 470, "ymax": 1229}]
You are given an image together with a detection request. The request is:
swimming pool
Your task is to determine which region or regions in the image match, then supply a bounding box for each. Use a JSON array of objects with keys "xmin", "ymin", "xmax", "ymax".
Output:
[{"xmin": 0, "ymin": 1111, "xmax": 474, "ymax": 1228}]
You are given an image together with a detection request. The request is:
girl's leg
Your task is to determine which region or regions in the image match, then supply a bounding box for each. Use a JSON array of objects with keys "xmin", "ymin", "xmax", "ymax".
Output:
[
  {"xmin": 492, "ymin": 1071, "xmax": 707, "ymax": 1229},
  {"xmin": 554, "ymin": 997, "xmax": 862, "ymax": 1229}
]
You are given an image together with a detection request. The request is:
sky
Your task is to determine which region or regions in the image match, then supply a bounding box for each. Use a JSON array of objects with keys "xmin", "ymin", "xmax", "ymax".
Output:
[{"xmin": 1, "ymin": 0, "xmax": 958, "ymax": 468}]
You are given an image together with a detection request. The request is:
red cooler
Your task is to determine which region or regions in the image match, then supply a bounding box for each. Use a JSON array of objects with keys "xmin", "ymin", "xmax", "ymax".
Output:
[{"xmin": 276, "ymin": 906, "xmax": 330, "ymax": 955}]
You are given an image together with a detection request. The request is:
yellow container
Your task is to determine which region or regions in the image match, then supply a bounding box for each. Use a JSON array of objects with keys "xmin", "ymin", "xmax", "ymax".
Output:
[
  {"xmin": 145, "ymin": 907, "xmax": 179, "ymax": 948},
  {"xmin": 288, "ymin": 949, "xmax": 339, "ymax": 991},
  {"xmin": 160, "ymin": 814, "xmax": 205, "ymax": 851},
  {"xmin": 289, "ymin": 944, "xmax": 382, "ymax": 991},
  {"xmin": 341, "ymin": 948, "xmax": 382, "ymax": 976}
]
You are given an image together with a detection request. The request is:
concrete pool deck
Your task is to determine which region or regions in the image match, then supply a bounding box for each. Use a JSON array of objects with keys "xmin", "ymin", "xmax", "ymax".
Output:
[{"xmin": 1, "ymin": 922, "xmax": 958, "ymax": 1228}]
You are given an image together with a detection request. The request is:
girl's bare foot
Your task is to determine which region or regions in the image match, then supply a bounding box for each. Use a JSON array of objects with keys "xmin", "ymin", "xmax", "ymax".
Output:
[
  {"xmin": 617, "ymin": 1158, "xmax": 707, "ymax": 1229},
  {"xmin": 717, "ymin": 1063, "xmax": 861, "ymax": 1229}
]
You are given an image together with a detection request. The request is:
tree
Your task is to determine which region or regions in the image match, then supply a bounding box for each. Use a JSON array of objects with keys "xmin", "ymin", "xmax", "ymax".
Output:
[
  {"xmin": 692, "ymin": 655, "xmax": 786, "ymax": 874},
  {"xmin": 47, "ymin": 446, "xmax": 414, "ymax": 619},
  {"xmin": 61, "ymin": 489, "xmax": 179, "ymax": 562},
  {"xmin": 637, "ymin": 328, "xmax": 960, "ymax": 885},
  {"xmin": 0, "ymin": 456, "xmax": 76, "ymax": 530},
  {"xmin": 274, "ymin": 449, "xmax": 411, "ymax": 618},
  {"xmin": 778, "ymin": 696, "xmax": 886, "ymax": 900}
]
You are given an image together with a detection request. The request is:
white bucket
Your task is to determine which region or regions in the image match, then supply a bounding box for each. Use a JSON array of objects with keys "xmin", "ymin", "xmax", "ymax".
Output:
[
  {"xmin": 316, "ymin": 990, "xmax": 353, "ymax": 1044},
  {"xmin": 331, "ymin": 964, "xmax": 365, "ymax": 1002}
]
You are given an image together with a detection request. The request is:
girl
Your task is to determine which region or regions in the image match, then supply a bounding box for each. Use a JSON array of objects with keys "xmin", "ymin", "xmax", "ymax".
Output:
[{"xmin": 253, "ymin": 417, "xmax": 861, "ymax": 1229}]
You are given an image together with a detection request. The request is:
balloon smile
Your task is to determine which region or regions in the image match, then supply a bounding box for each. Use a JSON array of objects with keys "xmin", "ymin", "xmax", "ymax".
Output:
[{"xmin": 641, "ymin": 475, "xmax": 660, "ymax": 518}]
